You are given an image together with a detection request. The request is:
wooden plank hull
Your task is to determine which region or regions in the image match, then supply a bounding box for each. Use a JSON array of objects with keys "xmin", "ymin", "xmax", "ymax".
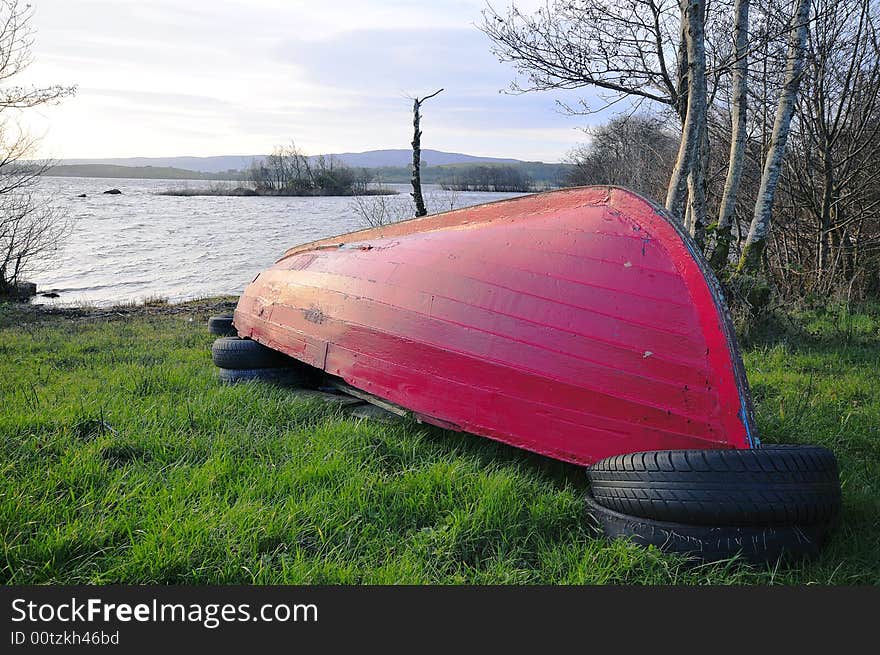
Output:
[{"xmin": 235, "ymin": 186, "xmax": 758, "ymax": 465}]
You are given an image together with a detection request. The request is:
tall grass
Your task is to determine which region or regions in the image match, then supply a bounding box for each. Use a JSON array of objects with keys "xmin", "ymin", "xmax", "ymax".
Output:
[{"xmin": 1, "ymin": 300, "xmax": 877, "ymax": 584}]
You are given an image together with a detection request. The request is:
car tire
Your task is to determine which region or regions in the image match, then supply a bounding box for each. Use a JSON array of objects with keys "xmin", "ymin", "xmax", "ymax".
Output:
[
  {"xmin": 211, "ymin": 337, "xmax": 289, "ymax": 369},
  {"xmin": 217, "ymin": 367, "xmax": 309, "ymax": 386},
  {"xmin": 208, "ymin": 315, "xmax": 237, "ymax": 336},
  {"xmin": 584, "ymin": 492, "xmax": 828, "ymax": 563},
  {"xmin": 587, "ymin": 446, "xmax": 841, "ymax": 526}
]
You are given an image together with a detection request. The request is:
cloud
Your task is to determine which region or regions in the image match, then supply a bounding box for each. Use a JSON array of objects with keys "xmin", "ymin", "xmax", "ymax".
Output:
[
  {"xmin": 276, "ymin": 27, "xmax": 504, "ymax": 95},
  {"xmin": 16, "ymin": 0, "xmax": 635, "ymax": 161}
]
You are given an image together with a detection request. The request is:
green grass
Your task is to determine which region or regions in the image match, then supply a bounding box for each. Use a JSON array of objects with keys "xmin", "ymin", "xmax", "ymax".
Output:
[{"xmin": 1, "ymin": 300, "xmax": 878, "ymax": 584}]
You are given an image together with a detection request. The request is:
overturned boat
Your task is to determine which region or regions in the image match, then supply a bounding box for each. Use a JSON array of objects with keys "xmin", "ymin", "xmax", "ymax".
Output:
[
  {"xmin": 233, "ymin": 186, "xmax": 758, "ymax": 465},
  {"xmin": 224, "ymin": 185, "xmax": 841, "ymax": 562}
]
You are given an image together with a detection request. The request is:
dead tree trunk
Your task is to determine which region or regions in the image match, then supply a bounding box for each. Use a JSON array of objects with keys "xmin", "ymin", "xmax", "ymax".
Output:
[
  {"xmin": 410, "ymin": 88, "xmax": 444, "ymax": 217},
  {"xmin": 711, "ymin": 0, "xmax": 750, "ymax": 273},
  {"xmin": 665, "ymin": 0, "xmax": 707, "ymax": 224},
  {"xmin": 737, "ymin": 0, "xmax": 811, "ymax": 274}
]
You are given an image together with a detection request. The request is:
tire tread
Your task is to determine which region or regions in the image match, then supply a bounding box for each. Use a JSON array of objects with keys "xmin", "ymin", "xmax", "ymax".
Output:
[
  {"xmin": 588, "ymin": 447, "xmax": 841, "ymax": 526},
  {"xmin": 211, "ymin": 337, "xmax": 289, "ymax": 369}
]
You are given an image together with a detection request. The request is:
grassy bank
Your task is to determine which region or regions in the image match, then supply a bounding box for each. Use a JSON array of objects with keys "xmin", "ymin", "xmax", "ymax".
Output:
[{"xmin": 1, "ymin": 299, "xmax": 878, "ymax": 584}]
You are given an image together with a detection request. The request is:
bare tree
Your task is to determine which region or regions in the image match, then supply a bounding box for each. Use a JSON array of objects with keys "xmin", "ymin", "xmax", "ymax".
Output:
[
  {"xmin": 350, "ymin": 193, "xmax": 414, "ymax": 228},
  {"xmin": 769, "ymin": 0, "xmax": 880, "ymax": 296},
  {"xmin": 249, "ymin": 142, "xmax": 362, "ymax": 196},
  {"xmin": 737, "ymin": 0, "xmax": 811, "ymax": 273},
  {"xmin": 350, "ymin": 186, "xmax": 467, "ymax": 229},
  {"xmin": 0, "ymin": 194, "xmax": 70, "ymax": 292},
  {"xmin": 481, "ymin": 0, "xmax": 732, "ymax": 241},
  {"xmin": 481, "ymin": 0, "xmax": 816, "ymax": 259},
  {"xmin": 440, "ymin": 164, "xmax": 533, "ymax": 192},
  {"xmin": 0, "ymin": 1, "xmax": 72, "ymax": 110},
  {"xmin": 0, "ymin": 0, "xmax": 75, "ymax": 294},
  {"xmin": 801, "ymin": 0, "xmax": 880, "ymax": 288},
  {"xmin": 481, "ymin": 1, "xmax": 687, "ymax": 116},
  {"xmin": 565, "ymin": 114, "xmax": 678, "ymax": 200},
  {"xmin": 409, "ymin": 88, "xmax": 444, "ymax": 217},
  {"xmin": 482, "ymin": 0, "xmax": 880, "ymax": 306}
]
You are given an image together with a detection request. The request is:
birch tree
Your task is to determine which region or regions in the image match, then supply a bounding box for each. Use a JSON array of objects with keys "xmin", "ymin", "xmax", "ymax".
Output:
[
  {"xmin": 667, "ymin": 0, "xmax": 708, "ymax": 227},
  {"xmin": 710, "ymin": 0, "xmax": 750, "ymax": 271},
  {"xmin": 481, "ymin": 0, "xmax": 815, "ymax": 271},
  {"xmin": 737, "ymin": 0, "xmax": 811, "ymax": 273}
]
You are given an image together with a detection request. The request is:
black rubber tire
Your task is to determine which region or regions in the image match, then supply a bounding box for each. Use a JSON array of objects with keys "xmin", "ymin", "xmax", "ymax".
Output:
[
  {"xmin": 218, "ymin": 367, "xmax": 309, "ymax": 386},
  {"xmin": 208, "ymin": 315, "xmax": 237, "ymax": 336},
  {"xmin": 587, "ymin": 446, "xmax": 841, "ymax": 526},
  {"xmin": 584, "ymin": 493, "xmax": 828, "ymax": 563},
  {"xmin": 211, "ymin": 337, "xmax": 289, "ymax": 369}
]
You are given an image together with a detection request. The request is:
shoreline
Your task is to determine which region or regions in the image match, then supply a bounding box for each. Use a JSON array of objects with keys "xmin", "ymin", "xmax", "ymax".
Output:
[
  {"xmin": 155, "ymin": 187, "xmax": 399, "ymax": 197},
  {"xmin": 1, "ymin": 295, "xmax": 239, "ymax": 327}
]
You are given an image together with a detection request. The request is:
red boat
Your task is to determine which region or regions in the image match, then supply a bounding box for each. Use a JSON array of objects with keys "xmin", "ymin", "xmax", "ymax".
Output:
[{"xmin": 234, "ymin": 186, "xmax": 758, "ymax": 466}]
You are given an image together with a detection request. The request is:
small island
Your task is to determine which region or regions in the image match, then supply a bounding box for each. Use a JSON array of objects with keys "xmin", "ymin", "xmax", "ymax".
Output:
[{"xmin": 158, "ymin": 144, "xmax": 397, "ymax": 197}]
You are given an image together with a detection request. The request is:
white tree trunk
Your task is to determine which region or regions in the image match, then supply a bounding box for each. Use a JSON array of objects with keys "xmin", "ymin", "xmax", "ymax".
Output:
[
  {"xmin": 738, "ymin": 0, "xmax": 811, "ymax": 273},
  {"xmin": 711, "ymin": 0, "xmax": 750, "ymax": 272},
  {"xmin": 665, "ymin": 0, "xmax": 707, "ymax": 224},
  {"xmin": 686, "ymin": 120, "xmax": 709, "ymax": 247}
]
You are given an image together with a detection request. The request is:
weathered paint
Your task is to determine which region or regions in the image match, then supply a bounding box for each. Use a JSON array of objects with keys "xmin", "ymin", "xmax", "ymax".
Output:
[{"xmin": 235, "ymin": 186, "xmax": 758, "ymax": 465}]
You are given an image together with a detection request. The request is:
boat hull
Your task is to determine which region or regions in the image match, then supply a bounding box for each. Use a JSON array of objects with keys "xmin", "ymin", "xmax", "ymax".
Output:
[{"xmin": 234, "ymin": 186, "xmax": 757, "ymax": 466}]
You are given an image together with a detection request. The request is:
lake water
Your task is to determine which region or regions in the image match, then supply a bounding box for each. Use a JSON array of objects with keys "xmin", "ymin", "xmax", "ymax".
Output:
[{"xmin": 29, "ymin": 177, "xmax": 526, "ymax": 306}]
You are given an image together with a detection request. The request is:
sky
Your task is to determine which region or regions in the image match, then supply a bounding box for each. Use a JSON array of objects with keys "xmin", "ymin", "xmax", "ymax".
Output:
[{"xmin": 14, "ymin": 0, "xmax": 619, "ymax": 163}]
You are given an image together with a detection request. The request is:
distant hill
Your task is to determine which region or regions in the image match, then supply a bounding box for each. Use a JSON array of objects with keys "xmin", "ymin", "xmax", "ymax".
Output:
[
  {"xmin": 45, "ymin": 161, "xmax": 573, "ymax": 187},
  {"xmin": 56, "ymin": 156, "xmax": 262, "ymax": 175},
  {"xmin": 46, "ymin": 164, "xmax": 241, "ymax": 180},
  {"xmin": 56, "ymin": 149, "xmax": 533, "ymax": 173},
  {"xmin": 324, "ymin": 149, "xmax": 523, "ymax": 168},
  {"xmin": 44, "ymin": 150, "xmax": 573, "ymax": 187}
]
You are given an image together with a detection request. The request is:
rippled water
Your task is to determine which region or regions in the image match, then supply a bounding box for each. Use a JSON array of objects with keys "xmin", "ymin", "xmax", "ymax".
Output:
[{"xmin": 30, "ymin": 177, "xmax": 525, "ymax": 306}]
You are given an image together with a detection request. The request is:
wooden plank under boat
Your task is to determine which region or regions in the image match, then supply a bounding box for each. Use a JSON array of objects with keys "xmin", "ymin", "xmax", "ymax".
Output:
[{"xmin": 234, "ymin": 186, "xmax": 758, "ymax": 466}]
